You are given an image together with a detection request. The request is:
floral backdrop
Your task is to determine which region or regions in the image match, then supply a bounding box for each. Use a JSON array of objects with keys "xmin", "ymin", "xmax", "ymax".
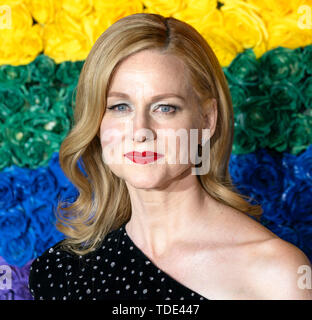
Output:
[{"xmin": 0, "ymin": 0, "xmax": 312, "ymax": 300}]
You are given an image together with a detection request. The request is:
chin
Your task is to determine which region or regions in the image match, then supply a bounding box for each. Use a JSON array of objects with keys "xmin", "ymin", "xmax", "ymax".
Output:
[
  {"xmin": 124, "ymin": 173, "xmax": 165, "ymax": 189},
  {"xmin": 126, "ymin": 180, "xmax": 159, "ymax": 190},
  {"xmin": 118, "ymin": 167, "xmax": 171, "ymax": 190}
]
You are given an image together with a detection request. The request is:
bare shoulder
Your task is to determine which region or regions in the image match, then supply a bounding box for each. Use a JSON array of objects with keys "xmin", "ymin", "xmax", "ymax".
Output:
[
  {"xmin": 211, "ymin": 205, "xmax": 312, "ymax": 299},
  {"xmin": 247, "ymin": 237, "xmax": 312, "ymax": 300}
]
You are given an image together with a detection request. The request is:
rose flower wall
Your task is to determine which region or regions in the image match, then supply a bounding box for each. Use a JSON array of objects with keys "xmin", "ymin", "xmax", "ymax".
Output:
[{"xmin": 0, "ymin": 0, "xmax": 312, "ymax": 299}]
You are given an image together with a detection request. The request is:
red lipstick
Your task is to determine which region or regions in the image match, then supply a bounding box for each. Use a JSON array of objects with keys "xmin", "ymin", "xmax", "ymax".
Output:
[{"xmin": 124, "ymin": 151, "xmax": 164, "ymax": 164}]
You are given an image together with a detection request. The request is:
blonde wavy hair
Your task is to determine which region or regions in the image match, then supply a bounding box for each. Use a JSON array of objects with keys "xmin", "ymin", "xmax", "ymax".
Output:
[{"xmin": 56, "ymin": 12, "xmax": 262, "ymax": 256}]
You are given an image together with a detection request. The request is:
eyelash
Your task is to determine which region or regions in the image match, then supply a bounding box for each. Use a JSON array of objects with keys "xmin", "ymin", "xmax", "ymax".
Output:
[{"xmin": 107, "ymin": 104, "xmax": 179, "ymax": 115}]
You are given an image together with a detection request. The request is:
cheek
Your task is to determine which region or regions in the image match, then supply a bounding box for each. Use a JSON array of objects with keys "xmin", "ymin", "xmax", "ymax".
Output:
[
  {"xmin": 157, "ymin": 131, "xmax": 192, "ymax": 166},
  {"xmin": 100, "ymin": 119, "xmax": 123, "ymax": 146},
  {"xmin": 100, "ymin": 120, "xmax": 125, "ymax": 163},
  {"xmin": 166, "ymin": 120, "xmax": 201, "ymax": 165}
]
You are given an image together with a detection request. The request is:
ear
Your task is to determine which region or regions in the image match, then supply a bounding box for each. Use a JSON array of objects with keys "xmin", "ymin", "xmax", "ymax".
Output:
[{"xmin": 201, "ymin": 98, "xmax": 218, "ymax": 138}]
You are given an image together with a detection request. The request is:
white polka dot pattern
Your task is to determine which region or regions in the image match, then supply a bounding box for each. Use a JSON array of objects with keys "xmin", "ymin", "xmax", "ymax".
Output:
[{"xmin": 28, "ymin": 223, "xmax": 208, "ymax": 301}]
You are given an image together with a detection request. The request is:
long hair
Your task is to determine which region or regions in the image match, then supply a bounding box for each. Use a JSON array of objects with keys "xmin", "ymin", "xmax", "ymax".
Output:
[{"xmin": 56, "ymin": 12, "xmax": 262, "ymax": 256}]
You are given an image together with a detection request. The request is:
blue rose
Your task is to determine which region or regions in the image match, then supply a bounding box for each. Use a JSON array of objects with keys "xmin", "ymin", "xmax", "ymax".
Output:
[
  {"xmin": 266, "ymin": 222, "xmax": 300, "ymax": 247},
  {"xmin": 246, "ymin": 149, "xmax": 284, "ymax": 201},
  {"xmin": 29, "ymin": 166, "xmax": 59, "ymax": 201},
  {"xmin": 281, "ymin": 181, "xmax": 312, "ymax": 223},
  {"xmin": 49, "ymin": 152, "xmax": 73, "ymax": 189},
  {"xmin": 0, "ymin": 228, "xmax": 36, "ymax": 267},
  {"xmin": 2, "ymin": 166, "xmax": 33, "ymax": 203},
  {"xmin": 230, "ymin": 152, "xmax": 258, "ymax": 185},
  {"xmin": 230, "ymin": 149, "xmax": 284, "ymax": 201},
  {"xmin": 0, "ymin": 171, "xmax": 19, "ymax": 210},
  {"xmin": 59, "ymin": 184, "xmax": 79, "ymax": 204},
  {"xmin": 23, "ymin": 197, "xmax": 57, "ymax": 242},
  {"xmin": 260, "ymin": 199, "xmax": 288, "ymax": 225},
  {"xmin": 282, "ymin": 152, "xmax": 297, "ymax": 184},
  {"xmin": 293, "ymin": 145, "xmax": 312, "ymax": 186},
  {"xmin": 34, "ymin": 231, "xmax": 65, "ymax": 258},
  {"xmin": 0, "ymin": 205, "xmax": 29, "ymax": 240}
]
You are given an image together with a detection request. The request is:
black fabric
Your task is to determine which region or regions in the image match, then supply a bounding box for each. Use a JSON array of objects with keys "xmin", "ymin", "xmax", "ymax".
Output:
[{"xmin": 28, "ymin": 222, "xmax": 208, "ymax": 300}]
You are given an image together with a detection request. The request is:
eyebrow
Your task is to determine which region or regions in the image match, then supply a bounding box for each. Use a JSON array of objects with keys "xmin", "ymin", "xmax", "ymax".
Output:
[{"xmin": 107, "ymin": 92, "xmax": 186, "ymax": 103}]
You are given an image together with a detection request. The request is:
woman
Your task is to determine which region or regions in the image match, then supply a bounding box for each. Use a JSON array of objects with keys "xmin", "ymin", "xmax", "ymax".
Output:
[{"xmin": 29, "ymin": 13, "xmax": 312, "ymax": 300}]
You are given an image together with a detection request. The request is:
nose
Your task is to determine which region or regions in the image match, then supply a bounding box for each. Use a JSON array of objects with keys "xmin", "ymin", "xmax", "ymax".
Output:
[{"xmin": 131, "ymin": 111, "xmax": 155, "ymax": 143}]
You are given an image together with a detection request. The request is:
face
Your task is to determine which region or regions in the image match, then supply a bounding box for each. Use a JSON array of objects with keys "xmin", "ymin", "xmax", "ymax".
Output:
[{"xmin": 99, "ymin": 49, "xmax": 216, "ymax": 190}]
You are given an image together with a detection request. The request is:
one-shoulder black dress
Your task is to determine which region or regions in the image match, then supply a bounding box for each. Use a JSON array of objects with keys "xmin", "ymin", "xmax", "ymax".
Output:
[{"xmin": 28, "ymin": 222, "xmax": 209, "ymax": 300}]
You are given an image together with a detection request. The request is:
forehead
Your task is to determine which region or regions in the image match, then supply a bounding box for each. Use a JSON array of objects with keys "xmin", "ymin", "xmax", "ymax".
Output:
[{"xmin": 108, "ymin": 50, "xmax": 190, "ymax": 94}]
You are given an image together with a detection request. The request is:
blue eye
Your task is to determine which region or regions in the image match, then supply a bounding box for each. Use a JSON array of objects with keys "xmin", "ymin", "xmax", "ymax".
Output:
[
  {"xmin": 107, "ymin": 104, "xmax": 129, "ymax": 112},
  {"xmin": 107, "ymin": 104, "xmax": 178, "ymax": 115},
  {"xmin": 155, "ymin": 105, "xmax": 178, "ymax": 114}
]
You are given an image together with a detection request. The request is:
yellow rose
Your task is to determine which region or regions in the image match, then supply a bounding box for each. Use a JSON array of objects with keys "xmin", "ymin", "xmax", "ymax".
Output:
[
  {"xmin": 53, "ymin": 9, "xmax": 83, "ymax": 32},
  {"xmin": 220, "ymin": 2, "xmax": 268, "ymax": 52},
  {"xmin": 0, "ymin": 29, "xmax": 20, "ymax": 65},
  {"xmin": 201, "ymin": 26, "xmax": 244, "ymax": 67},
  {"xmin": 142, "ymin": 0, "xmax": 187, "ymax": 16},
  {"xmin": 80, "ymin": 12, "xmax": 99, "ymax": 46},
  {"xmin": 0, "ymin": 23, "xmax": 42, "ymax": 65},
  {"xmin": 186, "ymin": 0, "xmax": 217, "ymax": 12},
  {"xmin": 246, "ymin": 0, "xmax": 310, "ymax": 20},
  {"xmin": 265, "ymin": 13, "xmax": 312, "ymax": 50},
  {"xmin": 0, "ymin": 1, "xmax": 43, "ymax": 65},
  {"xmin": 85, "ymin": 11, "xmax": 117, "ymax": 44},
  {"xmin": 93, "ymin": 0, "xmax": 143, "ymax": 24},
  {"xmin": 43, "ymin": 11, "xmax": 91, "ymax": 63},
  {"xmin": 15, "ymin": 23, "xmax": 43, "ymax": 64},
  {"xmin": 25, "ymin": 0, "xmax": 60, "ymax": 24},
  {"xmin": 173, "ymin": 7, "xmax": 223, "ymax": 34},
  {"xmin": 43, "ymin": 24, "xmax": 91, "ymax": 63},
  {"xmin": 0, "ymin": 0, "xmax": 33, "ymax": 31},
  {"xmin": 61, "ymin": 0, "xmax": 93, "ymax": 19},
  {"xmin": 0, "ymin": 0, "xmax": 23, "ymax": 5},
  {"xmin": 79, "ymin": 11, "xmax": 116, "ymax": 45},
  {"xmin": 252, "ymin": 40, "xmax": 268, "ymax": 59}
]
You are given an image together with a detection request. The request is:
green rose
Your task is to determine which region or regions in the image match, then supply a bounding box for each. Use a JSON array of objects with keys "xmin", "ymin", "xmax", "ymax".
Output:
[
  {"xmin": 259, "ymin": 47, "xmax": 305, "ymax": 88},
  {"xmin": 55, "ymin": 60, "xmax": 82, "ymax": 85},
  {"xmin": 9, "ymin": 134, "xmax": 55, "ymax": 168},
  {"xmin": 52, "ymin": 100, "xmax": 74, "ymax": 126},
  {"xmin": 0, "ymin": 87, "xmax": 27, "ymax": 123},
  {"xmin": 5, "ymin": 108, "xmax": 71, "ymax": 168},
  {"xmin": 23, "ymin": 84, "xmax": 59, "ymax": 111},
  {"xmin": 232, "ymin": 125, "xmax": 257, "ymax": 154},
  {"xmin": 228, "ymin": 84, "xmax": 248, "ymax": 110},
  {"xmin": 288, "ymin": 110, "xmax": 312, "ymax": 155},
  {"xmin": 67, "ymin": 83, "xmax": 78, "ymax": 109},
  {"xmin": 0, "ymin": 123, "xmax": 11, "ymax": 170},
  {"xmin": 0, "ymin": 146, "xmax": 11, "ymax": 170},
  {"xmin": 29, "ymin": 54, "xmax": 56, "ymax": 84},
  {"xmin": 75, "ymin": 60, "xmax": 85, "ymax": 73},
  {"xmin": 0, "ymin": 64, "xmax": 31, "ymax": 88},
  {"xmin": 24, "ymin": 106, "xmax": 71, "ymax": 142},
  {"xmin": 263, "ymin": 110, "xmax": 292, "ymax": 152},
  {"xmin": 234, "ymin": 96, "xmax": 274, "ymax": 139},
  {"xmin": 54, "ymin": 83, "xmax": 77, "ymax": 110},
  {"xmin": 224, "ymin": 49, "xmax": 260, "ymax": 88},
  {"xmin": 300, "ymin": 76, "xmax": 312, "ymax": 110},
  {"xmin": 269, "ymin": 80, "xmax": 304, "ymax": 112},
  {"xmin": 301, "ymin": 45, "xmax": 312, "ymax": 75}
]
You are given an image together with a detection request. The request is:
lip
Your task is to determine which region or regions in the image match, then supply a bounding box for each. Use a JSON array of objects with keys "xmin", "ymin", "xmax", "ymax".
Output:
[{"xmin": 123, "ymin": 151, "xmax": 164, "ymax": 164}]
